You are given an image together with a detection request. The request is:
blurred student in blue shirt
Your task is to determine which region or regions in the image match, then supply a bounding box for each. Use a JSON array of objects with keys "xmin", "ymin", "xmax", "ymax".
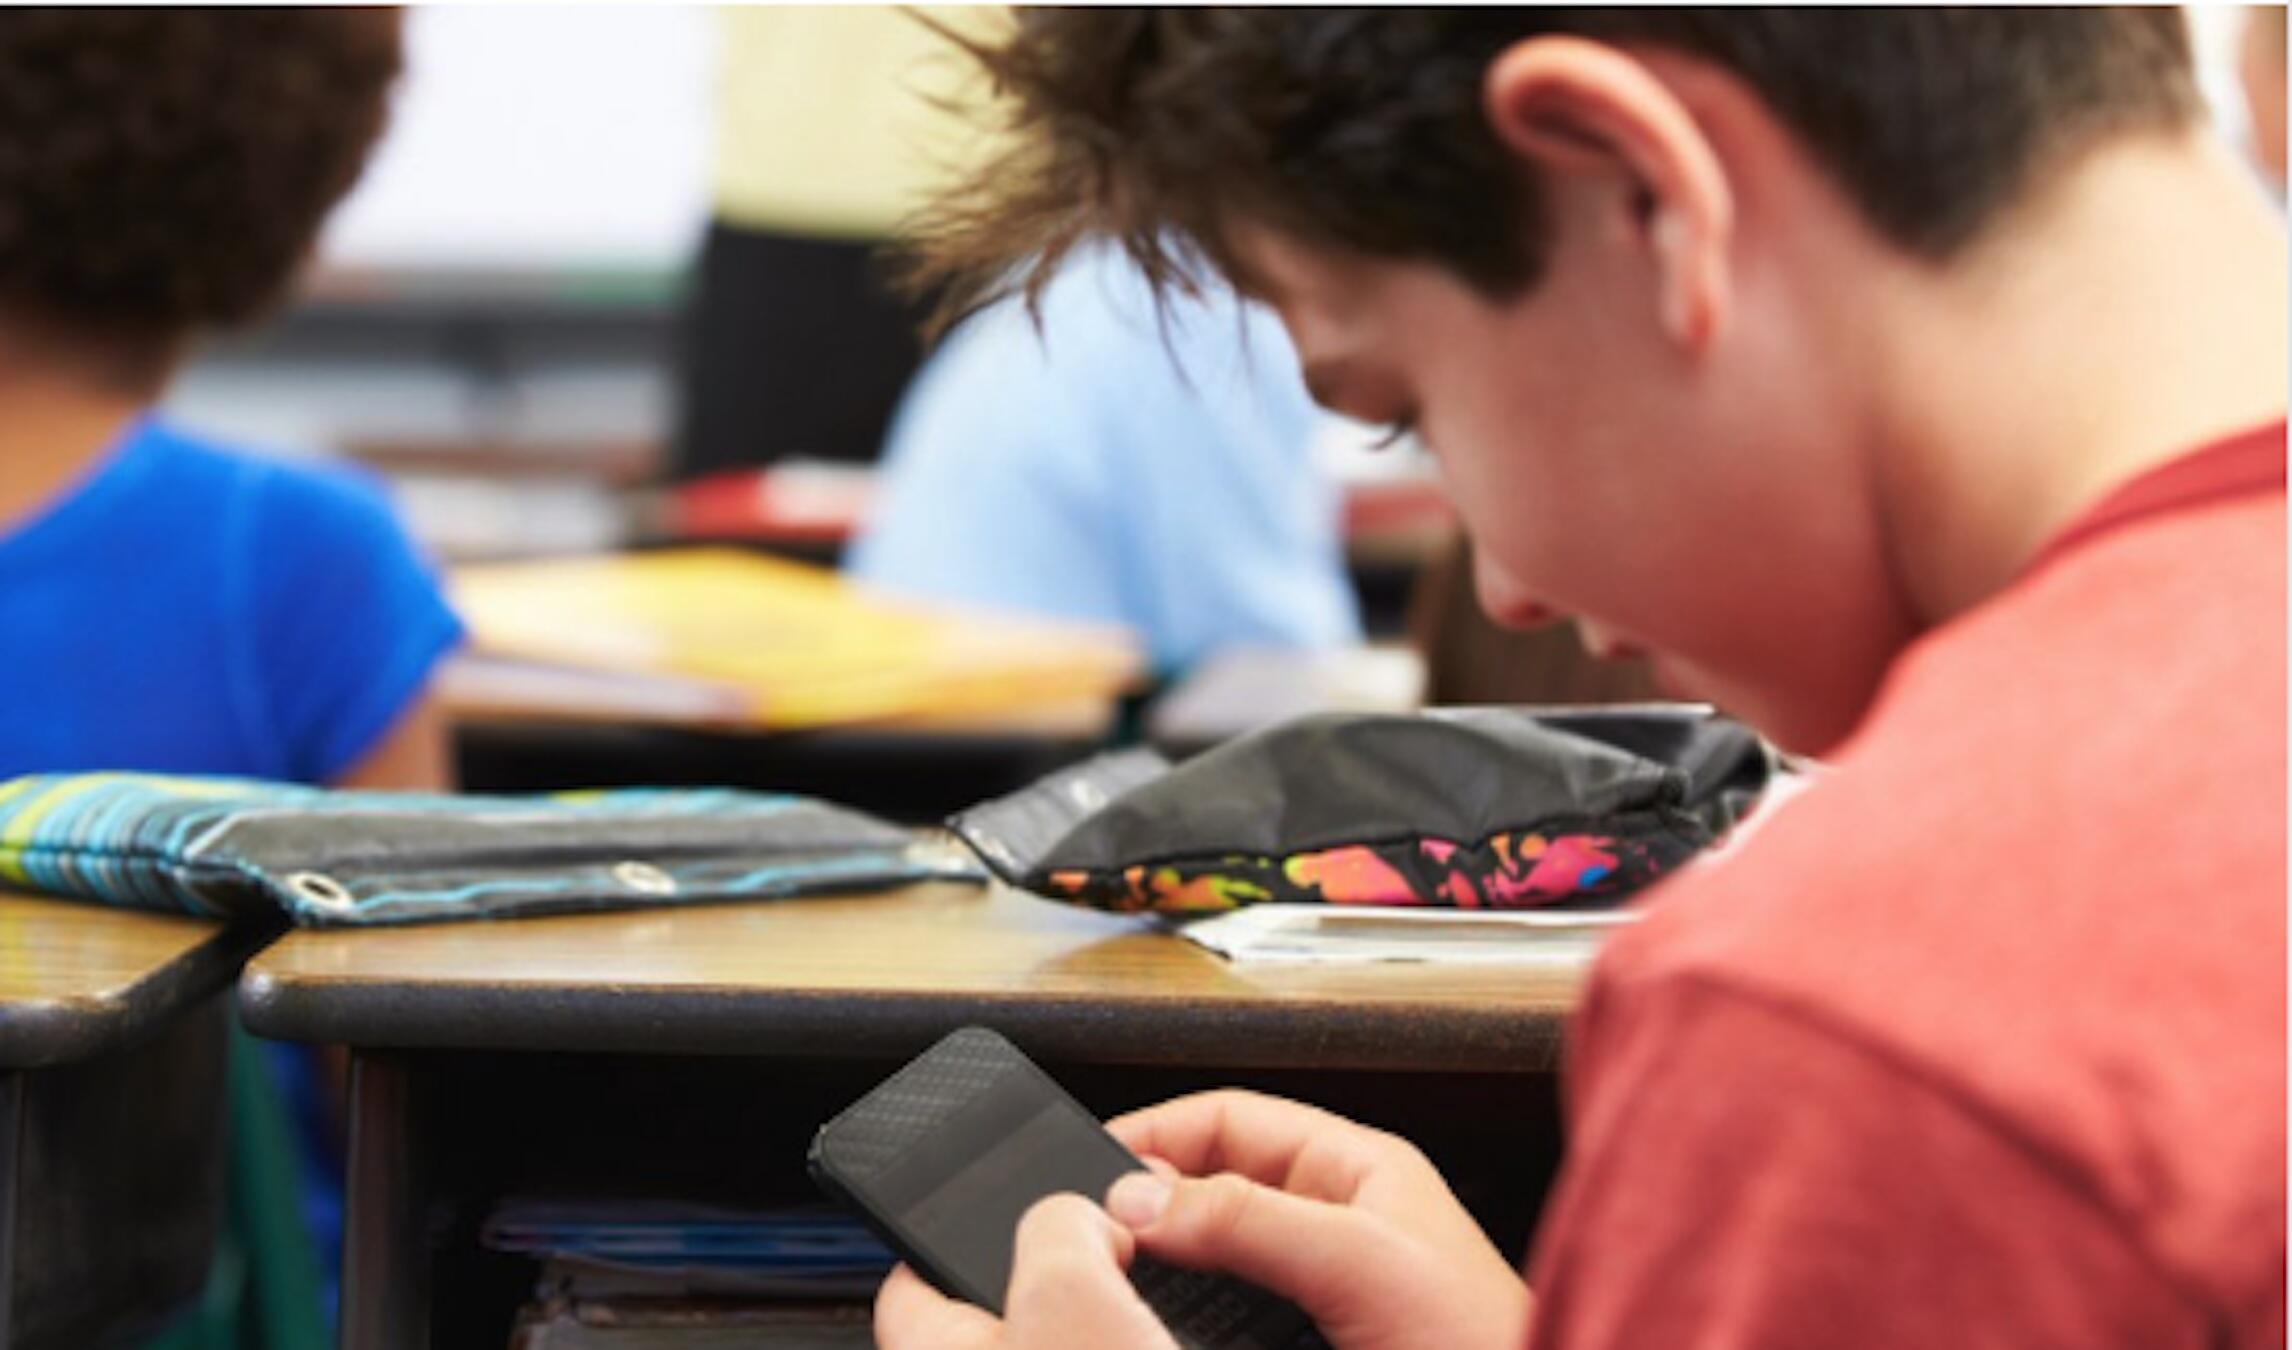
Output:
[
  {"xmin": 0, "ymin": 12, "xmax": 457, "ymax": 1340},
  {"xmin": 0, "ymin": 11, "xmax": 458, "ymax": 789},
  {"xmin": 848, "ymin": 246, "xmax": 1360, "ymax": 673}
]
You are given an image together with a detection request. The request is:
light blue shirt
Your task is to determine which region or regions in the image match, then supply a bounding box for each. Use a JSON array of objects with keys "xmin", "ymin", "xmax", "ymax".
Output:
[{"xmin": 846, "ymin": 249, "xmax": 1360, "ymax": 674}]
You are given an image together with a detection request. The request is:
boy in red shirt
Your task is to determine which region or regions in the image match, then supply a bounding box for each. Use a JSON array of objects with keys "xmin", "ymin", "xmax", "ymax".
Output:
[{"xmin": 871, "ymin": 10, "xmax": 2287, "ymax": 1350}]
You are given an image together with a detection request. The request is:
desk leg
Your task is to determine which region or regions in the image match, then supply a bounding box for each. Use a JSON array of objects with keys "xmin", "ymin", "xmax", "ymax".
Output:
[
  {"xmin": 0, "ymin": 1071, "xmax": 18, "ymax": 1349},
  {"xmin": 341, "ymin": 1053, "xmax": 428, "ymax": 1350}
]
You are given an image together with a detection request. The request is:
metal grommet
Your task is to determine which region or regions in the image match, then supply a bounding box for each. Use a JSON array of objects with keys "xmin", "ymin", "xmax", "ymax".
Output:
[
  {"xmin": 286, "ymin": 871, "xmax": 356, "ymax": 911},
  {"xmin": 612, "ymin": 860, "xmax": 678, "ymax": 896}
]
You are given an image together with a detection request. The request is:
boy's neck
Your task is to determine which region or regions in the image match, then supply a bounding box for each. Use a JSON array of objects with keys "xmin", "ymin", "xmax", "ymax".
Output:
[
  {"xmin": 1863, "ymin": 129, "xmax": 2289, "ymax": 627},
  {"xmin": 0, "ymin": 352, "xmax": 155, "ymax": 530}
]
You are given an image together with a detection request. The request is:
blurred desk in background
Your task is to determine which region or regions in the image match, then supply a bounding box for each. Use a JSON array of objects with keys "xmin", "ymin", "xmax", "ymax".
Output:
[
  {"xmin": 0, "ymin": 894, "xmax": 271, "ymax": 1348},
  {"xmin": 657, "ymin": 461, "xmax": 1458, "ymax": 560},
  {"xmin": 241, "ymin": 881, "xmax": 1591, "ymax": 1348},
  {"xmin": 444, "ymin": 549, "xmax": 1142, "ymax": 732},
  {"xmin": 437, "ymin": 548, "xmax": 1140, "ymax": 818}
]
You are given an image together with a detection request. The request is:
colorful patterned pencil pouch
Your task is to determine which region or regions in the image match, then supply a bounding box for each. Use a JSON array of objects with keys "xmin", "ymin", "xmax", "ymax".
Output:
[
  {"xmin": 0, "ymin": 773, "xmax": 982, "ymax": 927},
  {"xmin": 948, "ymin": 707, "xmax": 1771, "ymax": 914}
]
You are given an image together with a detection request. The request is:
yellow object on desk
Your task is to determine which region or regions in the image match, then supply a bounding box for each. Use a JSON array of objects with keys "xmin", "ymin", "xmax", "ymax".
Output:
[{"xmin": 443, "ymin": 548, "xmax": 1143, "ymax": 731}]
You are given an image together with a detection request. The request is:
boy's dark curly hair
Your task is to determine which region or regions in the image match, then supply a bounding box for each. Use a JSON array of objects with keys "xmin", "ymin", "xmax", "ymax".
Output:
[
  {"xmin": 0, "ymin": 8, "xmax": 402, "ymax": 378},
  {"xmin": 909, "ymin": 8, "xmax": 2200, "ymax": 331}
]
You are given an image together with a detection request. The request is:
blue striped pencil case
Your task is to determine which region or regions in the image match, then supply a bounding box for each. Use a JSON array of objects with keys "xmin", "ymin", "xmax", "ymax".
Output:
[{"xmin": 0, "ymin": 773, "xmax": 982, "ymax": 927}]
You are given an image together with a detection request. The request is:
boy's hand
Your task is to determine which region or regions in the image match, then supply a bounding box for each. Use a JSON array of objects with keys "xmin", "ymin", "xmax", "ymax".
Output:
[
  {"xmin": 875, "ymin": 1192, "xmax": 1178, "ymax": 1350},
  {"xmin": 1106, "ymin": 1090, "xmax": 1531, "ymax": 1350},
  {"xmin": 873, "ymin": 1090, "xmax": 1530, "ymax": 1350}
]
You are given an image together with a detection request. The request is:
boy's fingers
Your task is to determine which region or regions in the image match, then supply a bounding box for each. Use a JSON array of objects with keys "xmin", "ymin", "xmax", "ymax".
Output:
[
  {"xmin": 1138, "ymin": 1154, "xmax": 1181, "ymax": 1183},
  {"xmin": 1111, "ymin": 1170, "xmax": 1412, "ymax": 1327},
  {"xmin": 874, "ymin": 1265, "xmax": 1001, "ymax": 1350},
  {"xmin": 1005, "ymin": 1194, "xmax": 1178, "ymax": 1349},
  {"xmin": 1006, "ymin": 1193, "xmax": 1136, "ymax": 1306},
  {"xmin": 1109, "ymin": 1090, "xmax": 1407, "ymax": 1200}
]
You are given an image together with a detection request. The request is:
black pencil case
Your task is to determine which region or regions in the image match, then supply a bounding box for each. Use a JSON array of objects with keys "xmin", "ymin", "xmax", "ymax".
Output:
[{"xmin": 947, "ymin": 706, "xmax": 1771, "ymax": 913}]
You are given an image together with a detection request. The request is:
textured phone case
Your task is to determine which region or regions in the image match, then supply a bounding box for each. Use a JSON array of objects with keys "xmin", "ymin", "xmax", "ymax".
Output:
[
  {"xmin": 813, "ymin": 1027, "xmax": 1042, "ymax": 1189},
  {"xmin": 811, "ymin": 1029, "xmax": 1332, "ymax": 1350}
]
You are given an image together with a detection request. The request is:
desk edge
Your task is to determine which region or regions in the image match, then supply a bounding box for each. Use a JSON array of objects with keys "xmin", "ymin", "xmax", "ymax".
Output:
[
  {"xmin": 0, "ymin": 920, "xmax": 277, "ymax": 1068},
  {"xmin": 238, "ymin": 977, "xmax": 1570, "ymax": 1074}
]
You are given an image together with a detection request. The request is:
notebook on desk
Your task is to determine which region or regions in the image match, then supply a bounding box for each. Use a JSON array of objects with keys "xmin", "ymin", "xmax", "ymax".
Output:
[
  {"xmin": 447, "ymin": 548, "xmax": 1143, "ymax": 730},
  {"xmin": 1178, "ymin": 903, "xmax": 1632, "ymax": 966}
]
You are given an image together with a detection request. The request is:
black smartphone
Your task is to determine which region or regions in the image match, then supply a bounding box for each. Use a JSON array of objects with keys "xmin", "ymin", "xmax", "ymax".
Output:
[{"xmin": 809, "ymin": 1026, "xmax": 1330, "ymax": 1350}]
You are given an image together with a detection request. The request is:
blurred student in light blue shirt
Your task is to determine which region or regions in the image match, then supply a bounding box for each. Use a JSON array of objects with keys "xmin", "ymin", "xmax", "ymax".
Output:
[{"xmin": 847, "ymin": 247, "xmax": 1360, "ymax": 674}]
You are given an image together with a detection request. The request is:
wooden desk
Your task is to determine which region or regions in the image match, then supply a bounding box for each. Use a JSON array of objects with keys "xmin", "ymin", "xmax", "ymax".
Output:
[
  {"xmin": 0, "ymin": 893, "xmax": 257, "ymax": 1066},
  {"xmin": 242, "ymin": 884, "xmax": 1599, "ymax": 1347},
  {"xmin": 0, "ymin": 893, "xmax": 271, "ymax": 1348},
  {"xmin": 242, "ymin": 882, "xmax": 1583, "ymax": 1072}
]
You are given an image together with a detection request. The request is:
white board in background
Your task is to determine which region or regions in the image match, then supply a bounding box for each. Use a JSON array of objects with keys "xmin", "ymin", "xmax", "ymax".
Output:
[{"xmin": 318, "ymin": 6, "xmax": 713, "ymax": 274}]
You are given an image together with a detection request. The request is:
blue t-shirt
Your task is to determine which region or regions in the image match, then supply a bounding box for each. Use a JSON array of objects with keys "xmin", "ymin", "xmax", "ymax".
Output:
[
  {"xmin": 847, "ymin": 248, "xmax": 1361, "ymax": 674},
  {"xmin": 0, "ymin": 417, "xmax": 462, "ymax": 783}
]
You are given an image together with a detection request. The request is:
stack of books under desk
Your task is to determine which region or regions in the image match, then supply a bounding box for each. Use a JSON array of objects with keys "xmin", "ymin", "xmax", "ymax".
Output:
[{"xmin": 490, "ymin": 1200, "xmax": 885, "ymax": 1348}]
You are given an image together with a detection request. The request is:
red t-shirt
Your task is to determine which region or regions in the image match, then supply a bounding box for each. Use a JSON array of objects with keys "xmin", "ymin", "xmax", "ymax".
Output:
[{"xmin": 1527, "ymin": 423, "xmax": 2288, "ymax": 1349}]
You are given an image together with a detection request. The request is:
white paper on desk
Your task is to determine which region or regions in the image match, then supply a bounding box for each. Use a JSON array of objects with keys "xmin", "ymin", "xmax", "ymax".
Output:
[{"xmin": 1176, "ymin": 903, "xmax": 1634, "ymax": 966}]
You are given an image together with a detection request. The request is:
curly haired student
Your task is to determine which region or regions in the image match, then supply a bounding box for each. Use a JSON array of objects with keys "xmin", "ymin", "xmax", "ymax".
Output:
[
  {"xmin": 878, "ymin": 10, "xmax": 2287, "ymax": 1350},
  {"xmin": 0, "ymin": 9, "xmax": 459, "ymax": 791},
  {"xmin": 0, "ymin": 11, "xmax": 457, "ymax": 1342}
]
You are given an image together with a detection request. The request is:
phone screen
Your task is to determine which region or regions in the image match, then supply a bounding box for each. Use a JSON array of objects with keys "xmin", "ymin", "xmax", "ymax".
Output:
[{"xmin": 894, "ymin": 1097, "xmax": 1137, "ymax": 1303}]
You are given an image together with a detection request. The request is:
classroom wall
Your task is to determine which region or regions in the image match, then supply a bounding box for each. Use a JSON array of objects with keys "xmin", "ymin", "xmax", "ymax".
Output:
[{"xmin": 320, "ymin": 6, "xmax": 713, "ymax": 272}]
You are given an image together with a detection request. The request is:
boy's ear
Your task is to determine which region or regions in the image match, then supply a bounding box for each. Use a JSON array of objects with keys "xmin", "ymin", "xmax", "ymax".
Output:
[{"xmin": 1481, "ymin": 36, "xmax": 1734, "ymax": 351}]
